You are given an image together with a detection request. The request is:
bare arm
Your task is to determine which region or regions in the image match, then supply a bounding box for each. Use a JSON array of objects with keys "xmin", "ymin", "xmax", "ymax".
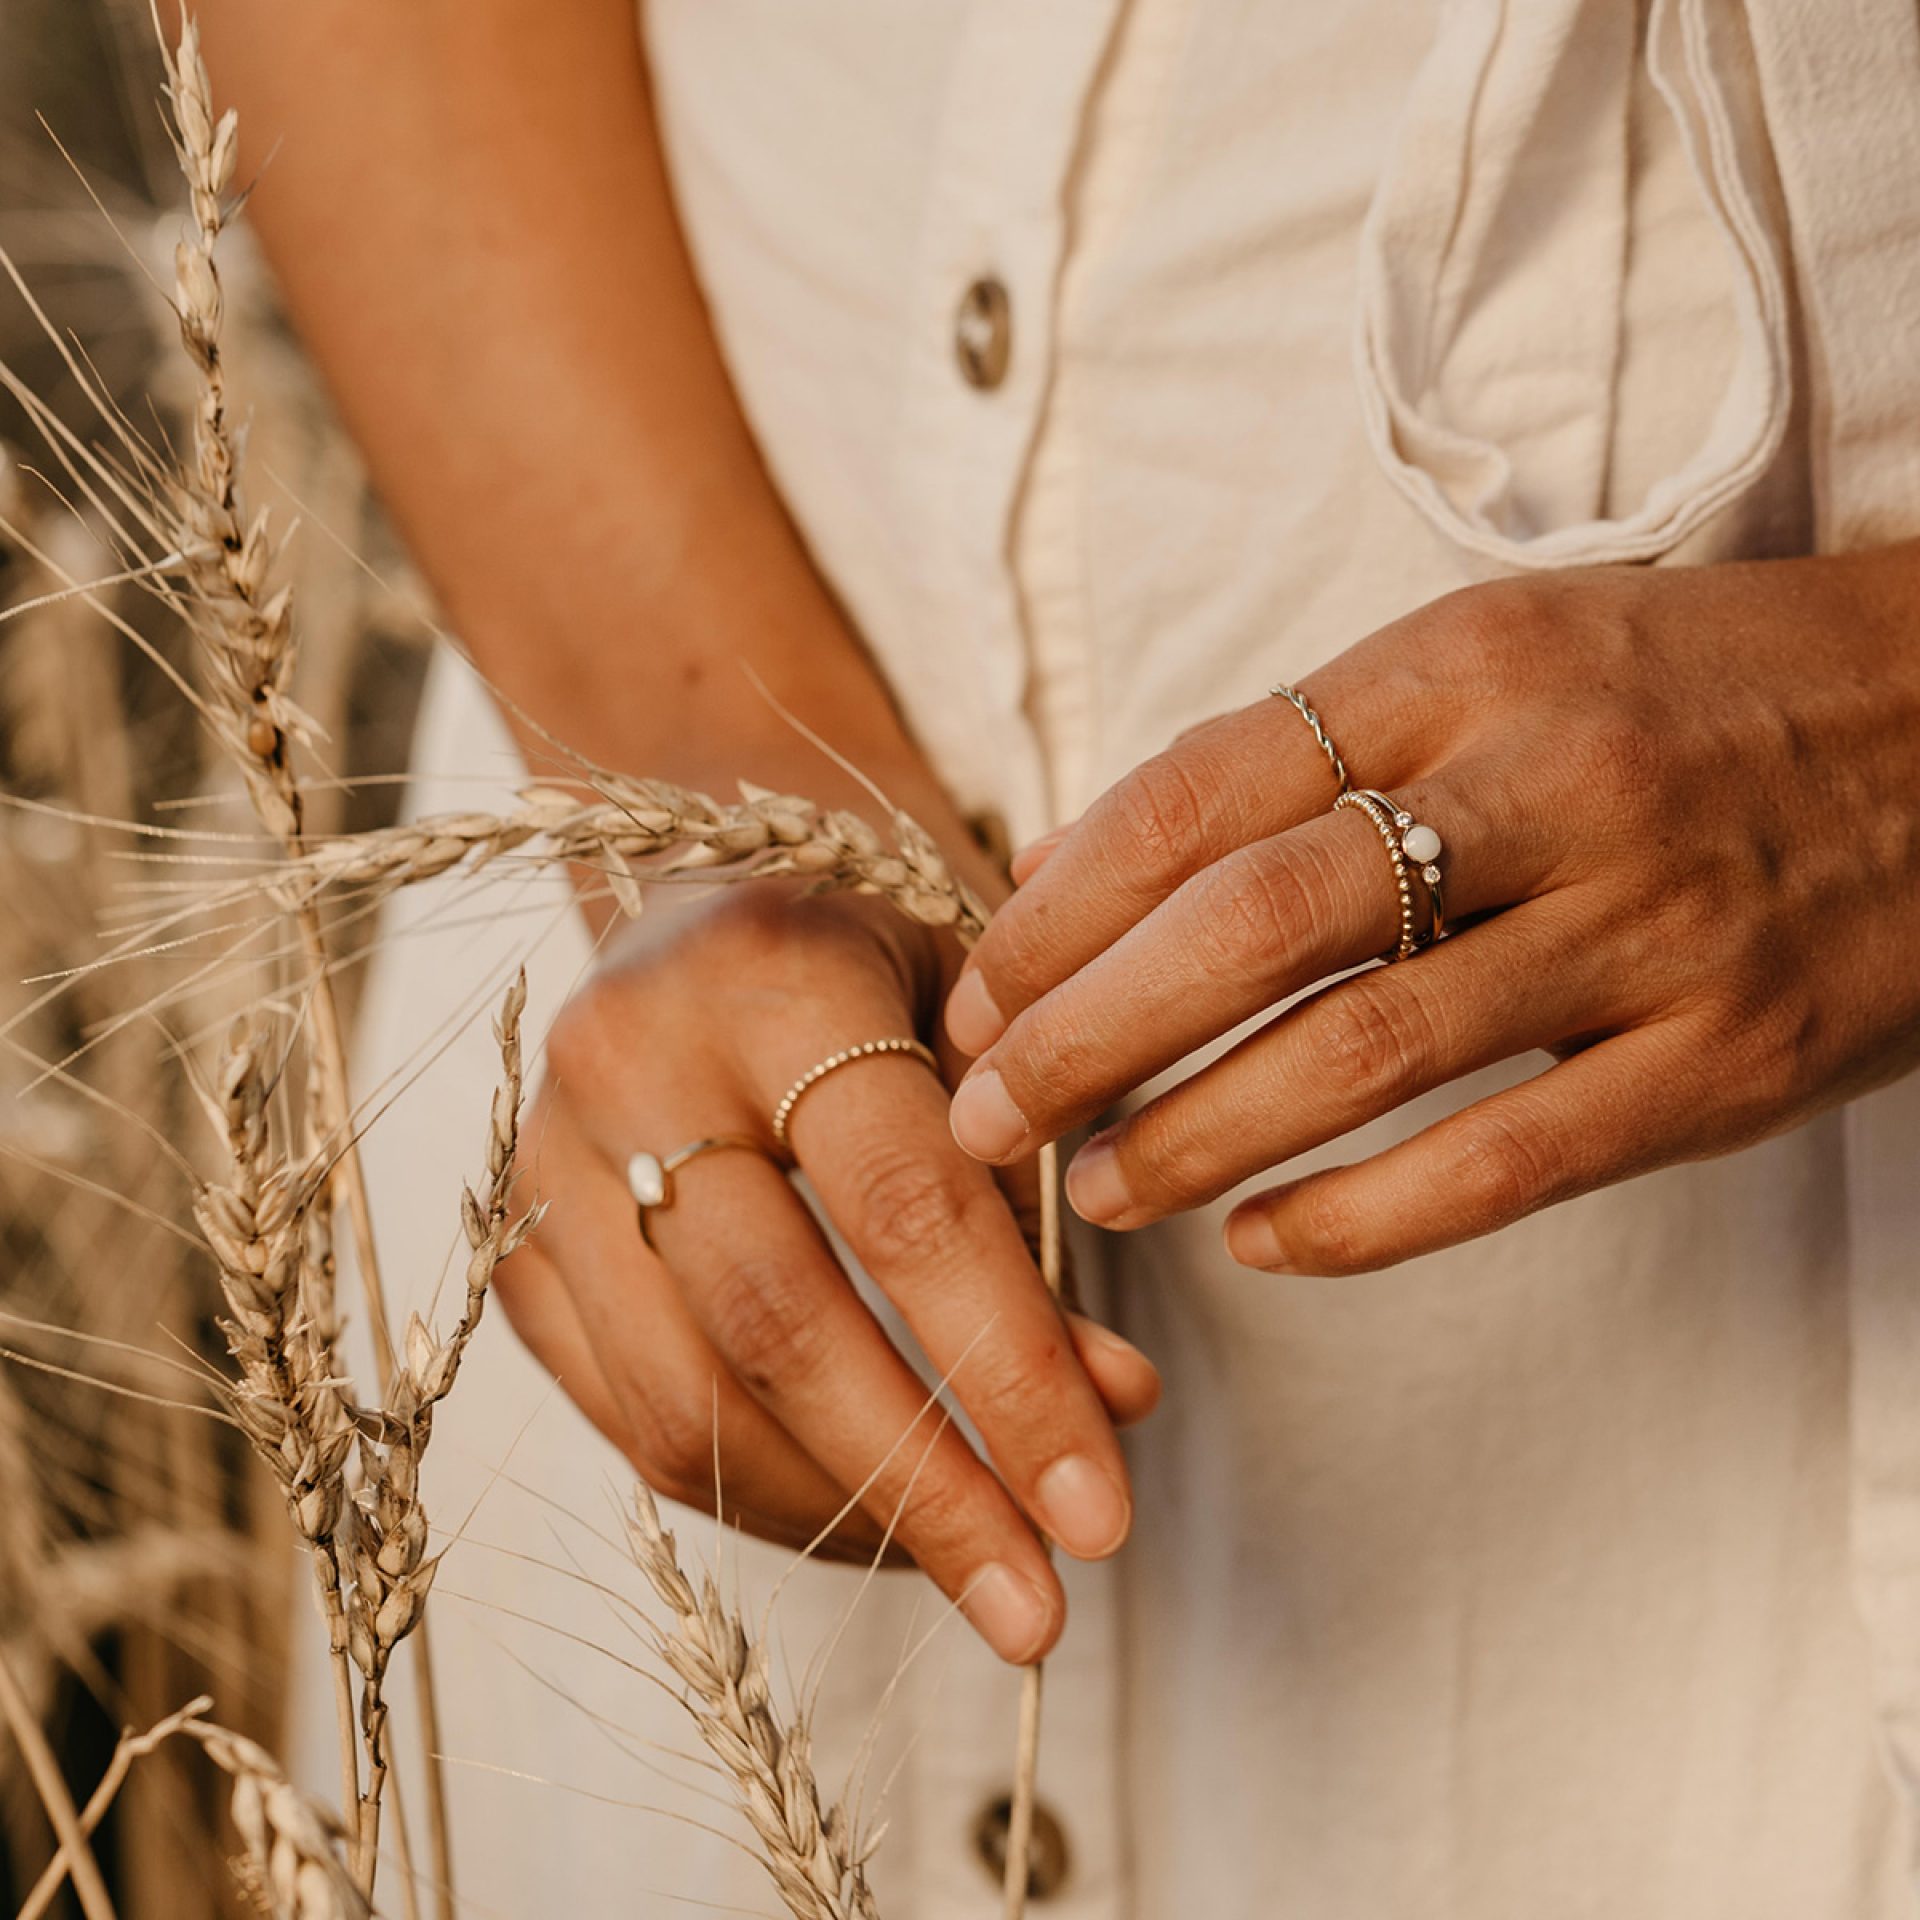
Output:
[{"xmin": 195, "ymin": 0, "xmax": 938, "ymax": 819}]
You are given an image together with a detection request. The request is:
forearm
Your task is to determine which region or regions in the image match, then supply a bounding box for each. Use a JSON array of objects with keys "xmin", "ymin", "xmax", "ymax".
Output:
[{"xmin": 194, "ymin": 0, "xmax": 943, "ymax": 820}]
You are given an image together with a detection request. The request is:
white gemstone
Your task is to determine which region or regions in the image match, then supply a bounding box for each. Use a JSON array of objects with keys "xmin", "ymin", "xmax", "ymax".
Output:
[
  {"xmin": 1401, "ymin": 822, "xmax": 1442, "ymax": 865},
  {"xmin": 626, "ymin": 1151, "xmax": 668, "ymax": 1208}
]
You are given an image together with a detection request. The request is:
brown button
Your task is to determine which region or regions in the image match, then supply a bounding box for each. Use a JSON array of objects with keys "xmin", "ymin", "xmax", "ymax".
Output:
[
  {"xmin": 954, "ymin": 276, "xmax": 1013, "ymax": 391},
  {"xmin": 972, "ymin": 1794, "xmax": 1070, "ymax": 1900}
]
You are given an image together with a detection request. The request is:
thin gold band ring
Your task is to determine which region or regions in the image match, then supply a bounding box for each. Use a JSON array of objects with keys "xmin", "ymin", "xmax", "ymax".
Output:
[{"xmin": 770, "ymin": 1037, "xmax": 941, "ymax": 1155}]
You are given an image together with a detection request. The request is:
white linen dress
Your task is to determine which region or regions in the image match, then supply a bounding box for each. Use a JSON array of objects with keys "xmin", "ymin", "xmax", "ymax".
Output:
[{"xmin": 302, "ymin": 1, "xmax": 1920, "ymax": 1913}]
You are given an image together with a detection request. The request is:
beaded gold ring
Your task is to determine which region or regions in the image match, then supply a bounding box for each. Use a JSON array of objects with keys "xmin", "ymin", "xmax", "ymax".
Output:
[{"xmin": 770, "ymin": 1037, "xmax": 941, "ymax": 1156}]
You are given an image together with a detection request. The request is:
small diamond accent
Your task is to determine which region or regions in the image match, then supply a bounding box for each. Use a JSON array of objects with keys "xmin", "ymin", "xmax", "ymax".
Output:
[{"xmin": 1423, "ymin": 864, "xmax": 1442, "ymax": 885}]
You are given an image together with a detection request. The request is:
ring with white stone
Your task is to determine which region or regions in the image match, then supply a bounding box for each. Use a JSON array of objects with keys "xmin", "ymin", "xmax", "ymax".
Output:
[
  {"xmin": 1353, "ymin": 788, "xmax": 1447, "ymax": 947},
  {"xmin": 626, "ymin": 1135, "xmax": 772, "ymax": 1251}
]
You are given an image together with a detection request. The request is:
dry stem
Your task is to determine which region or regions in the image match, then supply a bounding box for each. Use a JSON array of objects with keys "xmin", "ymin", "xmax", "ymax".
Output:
[
  {"xmin": 0, "ymin": 1640, "xmax": 117, "ymax": 1920},
  {"xmin": 15, "ymin": 1694, "xmax": 216, "ymax": 1920}
]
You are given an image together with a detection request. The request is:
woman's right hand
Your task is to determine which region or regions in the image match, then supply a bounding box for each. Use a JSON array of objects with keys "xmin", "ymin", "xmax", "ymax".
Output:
[{"xmin": 495, "ymin": 881, "xmax": 1161, "ymax": 1664}]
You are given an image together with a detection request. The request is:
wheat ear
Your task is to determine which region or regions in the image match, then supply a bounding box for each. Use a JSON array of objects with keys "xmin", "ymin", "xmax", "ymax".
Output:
[
  {"xmin": 184, "ymin": 1720, "xmax": 371, "ymax": 1920},
  {"xmin": 626, "ymin": 1484, "xmax": 882, "ymax": 1920},
  {"xmin": 156, "ymin": 12, "xmax": 460, "ymax": 1898},
  {"xmin": 339, "ymin": 970, "xmax": 536, "ymax": 1882}
]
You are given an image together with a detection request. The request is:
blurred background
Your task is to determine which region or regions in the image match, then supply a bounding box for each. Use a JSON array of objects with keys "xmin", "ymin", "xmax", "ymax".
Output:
[{"xmin": 0, "ymin": 3, "xmax": 426, "ymax": 1906}]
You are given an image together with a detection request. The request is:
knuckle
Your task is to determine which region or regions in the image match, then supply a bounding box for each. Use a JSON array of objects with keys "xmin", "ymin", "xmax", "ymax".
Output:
[
  {"xmin": 1569, "ymin": 707, "xmax": 1667, "ymax": 817},
  {"xmin": 1426, "ymin": 583, "xmax": 1533, "ymax": 693},
  {"xmin": 998, "ymin": 1006, "xmax": 1084, "ymax": 1111},
  {"xmin": 544, "ymin": 988, "xmax": 615, "ymax": 1092},
  {"xmin": 700, "ymin": 1253, "xmax": 833, "ymax": 1394},
  {"xmin": 956, "ymin": 1328, "xmax": 1074, "ymax": 1442},
  {"xmin": 1187, "ymin": 849, "xmax": 1317, "ymax": 978},
  {"xmin": 1290, "ymin": 1181, "xmax": 1380, "ymax": 1275},
  {"xmin": 1445, "ymin": 1106, "xmax": 1564, "ymax": 1223},
  {"xmin": 628, "ymin": 1389, "xmax": 713, "ymax": 1495},
  {"xmin": 1301, "ymin": 984, "xmax": 1435, "ymax": 1105},
  {"xmin": 1111, "ymin": 1113, "xmax": 1204, "ymax": 1216},
  {"xmin": 887, "ymin": 1455, "xmax": 986, "ymax": 1558},
  {"xmin": 845, "ymin": 1150, "xmax": 986, "ymax": 1273},
  {"xmin": 1105, "ymin": 752, "xmax": 1216, "ymax": 880}
]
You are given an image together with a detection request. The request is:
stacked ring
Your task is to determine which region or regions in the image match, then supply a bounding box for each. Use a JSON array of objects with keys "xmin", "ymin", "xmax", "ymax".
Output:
[
  {"xmin": 1353, "ymin": 789, "xmax": 1446, "ymax": 945},
  {"xmin": 1334, "ymin": 789, "xmax": 1420, "ymax": 960},
  {"xmin": 1337, "ymin": 788, "xmax": 1449, "ymax": 958}
]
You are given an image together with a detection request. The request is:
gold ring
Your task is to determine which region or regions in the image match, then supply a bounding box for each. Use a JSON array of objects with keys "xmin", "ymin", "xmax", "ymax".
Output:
[
  {"xmin": 626, "ymin": 1135, "xmax": 771, "ymax": 1250},
  {"xmin": 1269, "ymin": 684, "xmax": 1349, "ymax": 794},
  {"xmin": 1334, "ymin": 789, "xmax": 1422, "ymax": 961},
  {"xmin": 1352, "ymin": 788, "xmax": 1447, "ymax": 946},
  {"xmin": 770, "ymin": 1037, "xmax": 941, "ymax": 1155}
]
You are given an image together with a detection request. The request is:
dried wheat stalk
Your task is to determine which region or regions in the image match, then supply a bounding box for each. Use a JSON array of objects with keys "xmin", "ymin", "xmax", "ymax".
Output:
[
  {"xmin": 257, "ymin": 777, "xmax": 989, "ymax": 939},
  {"xmin": 339, "ymin": 971, "xmax": 534, "ymax": 1880},
  {"xmin": 153, "ymin": 14, "xmax": 452, "ymax": 1900},
  {"xmin": 184, "ymin": 1720, "xmax": 370, "ymax": 1920},
  {"xmin": 626, "ymin": 1484, "xmax": 881, "ymax": 1920},
  {"xmin": 192, "ymin": 1016, "xmax": 361, "ymax": 1845},
  {"xmin": 16, "ymin": 1694, "xmax": 216, "ymax": 1920}
]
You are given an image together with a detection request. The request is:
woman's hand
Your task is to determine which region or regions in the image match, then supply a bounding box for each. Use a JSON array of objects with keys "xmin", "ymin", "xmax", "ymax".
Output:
[
  {"xmin": 943, "ymin": 546, "xmax": 1920, "ymax": 1273},
  {"xmin": 494, "ymin": 885, "xmax": 1159, "ymax": 1665}
]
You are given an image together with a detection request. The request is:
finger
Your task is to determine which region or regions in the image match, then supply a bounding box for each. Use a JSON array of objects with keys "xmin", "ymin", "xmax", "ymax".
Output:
[
  {"xmin": 492, "ymin": 1235, "xmax": 639, "ymax": 1458},
  {"xmin": 1063, "ymin": 892, "xmax": 1623, "ymax": 1226},
  {"xmin": 784, "ymin": 1047, "xmax": 1137, "ymax": 1571},
  {"xmin": 1065, "ymin": 1311, "xmax": 1162, "ymax": 1425},
  {"xmin": 1008, "ymin": 823, "xmax": 1073, "ymax": 888},
  {"xmin": 648, "ymin": 1143, "xmax": 1069, "ymax": 1663},
  {"xmin": 1223, "ymin": 1017, "xmax": 1716, "ymax": 1275},
  {"xmin": 515, "ymin": 1094, "xmax": 874, "ymax": 1554},
  {"xmin": 989, "ymin": 1150, "xmax": 1083, "ymax": 1310},
  {"xmin": 946, "ymin": 657, "xmax": 1426, "ymax": 1053},
  {"xmin": 951, "ymin": 761, "xmax": 1554, "ymax": 1163}
]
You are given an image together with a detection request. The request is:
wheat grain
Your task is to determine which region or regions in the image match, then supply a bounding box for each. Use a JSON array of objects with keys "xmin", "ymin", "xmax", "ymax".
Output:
[
  {"xmin": 625, "ymin": 1484, "xmax": 882, "ymax": 1920},
  {"xmin": 185, "ymin": 1720, "xmax": 371, "ymax": 1920}
]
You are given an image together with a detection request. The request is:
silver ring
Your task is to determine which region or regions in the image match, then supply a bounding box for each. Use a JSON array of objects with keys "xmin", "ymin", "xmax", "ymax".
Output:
[
  {"xmin": 1268, "ymin": 684, "xmax": 1349, "ymax": 794},
  {"xmin": 771, "ymin": 1037, "xmax": 940, "ymax": 1155},
  {"xmin": 626, "ymin": 1135, "xmax": 771, "ymax": 1250},
  {"xmin": 1353, "ymin": 790, "xmax": 1446, "ymax": 945}
]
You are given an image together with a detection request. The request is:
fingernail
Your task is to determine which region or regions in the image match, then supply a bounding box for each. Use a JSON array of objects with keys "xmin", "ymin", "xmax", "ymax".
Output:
[
  {"xmin": 961, "ymin": 1562, "xmax": 1055, "ymax": 1664},
  {"xmin": 1227, "ymin": 1211, "xmax": 1287, "ymax": 1271},
  {"xmin": 945, "ymin": 969, "xmax": 1007, "ymax": 1054},
  {"xmin": 949, "ymin": 1069, "xmax": 1027, "ymax": 1160},
  {"xmin": 1035, "ymin": 1452, "xmax": 1132, "ymax": 1559},
  {"xmin": 1066, "ymin": 1139, "xmax": 1132, "ymax": 1224}
]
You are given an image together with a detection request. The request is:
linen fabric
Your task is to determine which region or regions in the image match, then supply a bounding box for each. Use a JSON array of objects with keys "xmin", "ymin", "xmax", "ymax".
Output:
[{"xmin": 311, "ymin": 2, "xmax": 1920, "ymax": 1913}]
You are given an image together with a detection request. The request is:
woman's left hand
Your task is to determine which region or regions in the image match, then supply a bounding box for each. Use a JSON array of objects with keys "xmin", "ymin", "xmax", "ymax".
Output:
[{"xmin": 941, "ymin": 547, "xmax": 1920, "ymax": 1274}]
